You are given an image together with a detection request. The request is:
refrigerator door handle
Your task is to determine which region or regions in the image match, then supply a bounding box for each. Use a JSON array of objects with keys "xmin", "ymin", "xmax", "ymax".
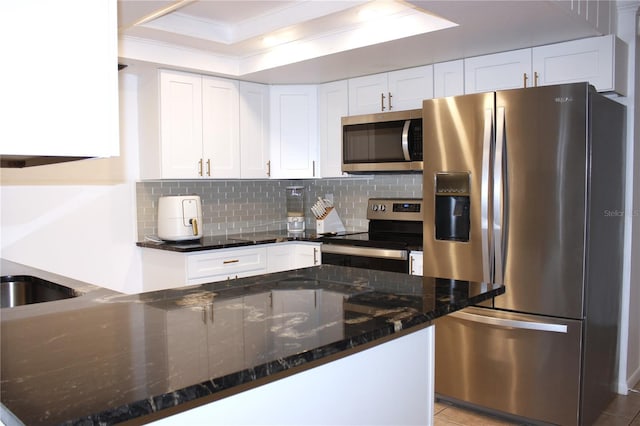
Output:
[
  {"xmin": 494, "ymin": 107, "xmax": 506, "ymax": 284},
  {"xmin": 450, "ymin": 310, "xmax": 568, "ymax": 333},
  {"xmin": 481, "ymin": 108, "xmax": 494, "ymax": 283}
]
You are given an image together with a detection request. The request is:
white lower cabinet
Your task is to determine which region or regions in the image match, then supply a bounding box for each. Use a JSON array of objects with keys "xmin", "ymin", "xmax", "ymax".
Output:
[
  {"xmin": 141, "ymin": 246, "xmax": 268, "ymax": 291},
  {"xmin": 409, "ymin": 251, "xmax": 423, "ymax": 276},
  {"xmin": 141, "ymin": 242, "xmax": 321, "ymax": 291},
  {"xmin": 267, "ymin": 242, "xmax": 321, "ymax": 274}
]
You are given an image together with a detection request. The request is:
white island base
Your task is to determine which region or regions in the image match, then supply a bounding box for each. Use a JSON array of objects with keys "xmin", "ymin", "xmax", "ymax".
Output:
[{"xmin": 150, "ymin": 325, "xmax": 435, "ymax": 426}]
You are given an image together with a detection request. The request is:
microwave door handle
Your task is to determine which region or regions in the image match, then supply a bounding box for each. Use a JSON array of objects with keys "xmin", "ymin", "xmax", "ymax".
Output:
[
  {"xmin": 401, "ymin": 120, "xmax": 411, "ymax": 161},
  {"xmin": 481, "ymin": 108, "xmax": 494, "ymax": 284},
  {"xmin": 494, "ymin": 107, "xmax": 505, "ymax": 285}
]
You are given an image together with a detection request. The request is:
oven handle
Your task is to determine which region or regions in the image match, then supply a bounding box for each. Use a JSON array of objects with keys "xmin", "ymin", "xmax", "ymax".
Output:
[{"xmin": 321, "ymin": 244, "xmax": 408, "ymax": 260}]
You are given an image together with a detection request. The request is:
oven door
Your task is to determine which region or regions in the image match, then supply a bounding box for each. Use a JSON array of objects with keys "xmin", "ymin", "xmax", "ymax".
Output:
[{"xmin": 321, "ymin": 244, "xmax": 409, "ymax": 273}]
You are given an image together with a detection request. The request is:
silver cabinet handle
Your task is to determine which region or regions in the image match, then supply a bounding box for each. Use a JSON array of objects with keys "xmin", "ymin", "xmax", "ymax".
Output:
[
  {"xmin": 450, "ymin": 310, "xmax": 568, "ymax": 333},
  {"xmin": 198, "ymin": 158, "xmax": 203, "ymax": 177},
  {"xmin": 206, "ymin": 158, "xmax": 211, "ymax": 176},
  {"xmin": 313, "ymin": 247, "xmax": 318, "ymax": 265},
  {"xmin": 381, "ymin": 93, "xmax": 386, "ymax": 111},
  {"xmin": 388, "ymin": 92, "xmax": 392, "ymax": 110},
  {"xmin": 523, "ymin": 72, "xmax": 529, "ymax": 88},
  {"xmin": 266, "ymin": 160, "xmax": 271, "ymax": 177}
]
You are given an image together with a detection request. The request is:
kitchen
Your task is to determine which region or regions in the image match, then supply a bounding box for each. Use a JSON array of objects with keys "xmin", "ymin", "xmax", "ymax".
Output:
[{"xmin": 0, "ymin": 0, "xmax": 639, "ymax": 425}]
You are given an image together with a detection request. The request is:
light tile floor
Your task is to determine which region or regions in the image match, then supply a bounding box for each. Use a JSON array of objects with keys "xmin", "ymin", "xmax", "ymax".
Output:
[{"xmin": 434, "ymin": 381, "xmax": 640, "ymax": 426}]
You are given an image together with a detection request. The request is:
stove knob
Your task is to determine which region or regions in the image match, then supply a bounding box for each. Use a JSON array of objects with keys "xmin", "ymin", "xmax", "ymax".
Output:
[
  {"xmin": 371, "ymin": 205, "xmax": 378, "ymax": 211},
  {"xmin": 380, "ymin": 204, "xmax": 386, "ymax": 212}
]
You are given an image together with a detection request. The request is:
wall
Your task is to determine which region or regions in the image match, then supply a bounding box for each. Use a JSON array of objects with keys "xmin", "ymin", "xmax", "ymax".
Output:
[
  {"xmin": 0, "ymin": 74, "xmax": 144, "ymax": 294},
  {"xmin": 135, "ymin": 174, "xmax": 423, "ymax": 239}
]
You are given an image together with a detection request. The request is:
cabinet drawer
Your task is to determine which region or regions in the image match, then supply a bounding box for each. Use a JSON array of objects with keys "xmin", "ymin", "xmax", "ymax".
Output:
[{"xmin": 187, "ymin": 247, "xmax": 267, "ymax": 282}]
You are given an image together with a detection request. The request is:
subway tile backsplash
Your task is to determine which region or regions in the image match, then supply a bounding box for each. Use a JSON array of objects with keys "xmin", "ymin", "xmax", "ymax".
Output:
[{"xmin": 136, "ymin": 174, "xmax": 422, "ymax": 240}]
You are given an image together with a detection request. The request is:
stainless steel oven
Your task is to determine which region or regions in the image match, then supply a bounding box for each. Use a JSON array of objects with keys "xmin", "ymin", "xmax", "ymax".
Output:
[{"xmin": 320, "ymin": 198, "xmax": 423, "ymax": 274}]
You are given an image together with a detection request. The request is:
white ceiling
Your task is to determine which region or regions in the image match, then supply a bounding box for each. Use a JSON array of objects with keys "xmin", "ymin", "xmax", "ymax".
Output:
[{"xmin": 117, "ymin": 0, "xmax": 606, "ymax": 84}]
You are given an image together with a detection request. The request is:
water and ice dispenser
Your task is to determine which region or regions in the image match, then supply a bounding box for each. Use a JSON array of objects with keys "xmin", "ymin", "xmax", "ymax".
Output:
[{"xmin": 435, "ymin": 172, "xmax": 470, "ymax": 242}]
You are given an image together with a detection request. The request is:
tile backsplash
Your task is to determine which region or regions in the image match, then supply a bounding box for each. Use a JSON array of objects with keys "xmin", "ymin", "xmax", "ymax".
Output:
[{"xmin": 136, "ymin": 174, "xmax": 422, "ymax": 240}]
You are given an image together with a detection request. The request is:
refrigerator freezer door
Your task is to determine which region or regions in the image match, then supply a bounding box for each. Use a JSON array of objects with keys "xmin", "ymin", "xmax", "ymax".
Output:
[
  {"xmin": 422, "ymin": 92, "xmax": 495, "ymax": 283},
  {"xmin": 495, "ymin": 84, "xmax": 587, "ymax": 318},
  {"xmin": 435, "ymin": 307, "xmax": 583, "ymax": 426}
]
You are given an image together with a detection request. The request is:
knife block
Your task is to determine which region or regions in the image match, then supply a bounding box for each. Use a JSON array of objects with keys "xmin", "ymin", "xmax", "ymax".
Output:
[{"xmin": 316, "ymin": 208, "xmax": 346, "ymax": 234}]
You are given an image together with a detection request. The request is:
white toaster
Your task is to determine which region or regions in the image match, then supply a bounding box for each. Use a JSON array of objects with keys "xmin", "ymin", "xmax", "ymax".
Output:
[{"xmin": 157, "ymin": 195, "xmax": 203, "ymax": 241}]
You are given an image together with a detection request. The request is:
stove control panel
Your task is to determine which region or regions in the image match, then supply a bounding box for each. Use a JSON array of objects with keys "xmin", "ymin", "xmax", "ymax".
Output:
[{"xmin": 367, "ymin": 198, "xmax": 423, "ymax": 221}]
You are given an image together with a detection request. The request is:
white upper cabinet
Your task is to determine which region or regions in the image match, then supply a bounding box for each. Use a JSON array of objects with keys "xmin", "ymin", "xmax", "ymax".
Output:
[
  {"xmin": 269, "ymin": 85, "xmax": 318, "ymax": 179},
  {"xmin": 318, "ymin": 80, "xmax": 349, "ymax": 178},
  {"xmin": 156, "ymin": 70, "xmax": 240, "ymax": 179},
  {"xmin": 202, "ymin": 76, "xmax": 240, "ymax": 178},
  {"xmin": 532, "ymin": 34, "xmax": 627, "ymax": 96},
  {"xmin": 348, "ymin": 65, "xmax": 433, "ymax": 115},
  {"xmin": 465, "ymin": 35, "xmax": 627, "ymax": 96},
  {"xmin": 464, "ymin": 48, "xmax": 533, "ymax": 94},
  {"xmin": 159, "ymin": 70, "xmax": 204, "ymax": 179},
  {"xmin": 387, "ymin": 66, "xmax": 434, "ymax": 111},
  {"xmin": 1, "ymin": 0, "xmax": 119, "ymax": 158},
  {"xmin": 239, "ymin": 82, "xmax": 270, "ymax": 179},
  {"xmin": 434, "ymin": 60, "xmax": 465, "ymax": 98}
]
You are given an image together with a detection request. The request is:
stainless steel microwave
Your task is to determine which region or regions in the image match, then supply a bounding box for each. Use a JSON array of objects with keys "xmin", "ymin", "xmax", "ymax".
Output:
[{"xmin": 341, "ymin": 109, "xmax": 423, "ymax": 173}]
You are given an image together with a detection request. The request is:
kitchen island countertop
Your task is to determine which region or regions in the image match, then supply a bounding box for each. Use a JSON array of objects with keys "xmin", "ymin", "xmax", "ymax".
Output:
[{"xmin": 0, "ymin": 260, "xmax": 503, "ymax": 425}]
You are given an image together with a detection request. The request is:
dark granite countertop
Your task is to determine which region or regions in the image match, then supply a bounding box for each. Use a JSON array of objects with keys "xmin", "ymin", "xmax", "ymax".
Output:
[
  {"xmin": 0, "ymin": 260, "xmax": 503, "ymax": 425},
  {"xmin": 136, "ymin": 230, "xmax": 323, "ymax": 252}
]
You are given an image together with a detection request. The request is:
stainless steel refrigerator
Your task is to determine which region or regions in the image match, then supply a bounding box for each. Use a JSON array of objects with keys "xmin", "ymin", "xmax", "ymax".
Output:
[{"xmin": 422, "ymin": 82, "xmax": 625, "ymax": 426}]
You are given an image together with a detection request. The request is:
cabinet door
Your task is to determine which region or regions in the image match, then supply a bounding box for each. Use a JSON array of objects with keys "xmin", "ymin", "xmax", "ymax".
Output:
[
  {"xmin": 409, "ymin": 251, "xmax": 423, "ymax": 276},
  {"xmin": 434, "ymin": 60, "xmax": 464, "ymax": 98},
  {"xmin": 295, "ymin": 243, "xmax": 321, "ymax": 268},
  {"xmin": 267, "ymin": 243, "xmax": 295, "ymax": 274},
  {"xmin": 348, "ymin": 73, "xmax": 389, "ymax": 115},
  {"xmin": 202, "ymin": 76, "xmax": 240, "ymax": 178},
  {"xmin": 1, "ymin": 0, "xmax": 119, "ymax": 158},
  {"xmin": 159, "ymin": 70, "xmax": 203, "ymax": 178},
  {"xmin": 269, "ymin": 85, "xmax": 318, "ymax": 179},
  {"xmin": 318, "ymin": 80, "xmax": 349, "ymax": 178},
  {"xmin": 240, "ymin": 82, "xmax": 270, "ymax": 178},
  {"xmin": 532, "ymin": 35, "xmax": 626, "ymax": 95},
  {"xmin": 464, "ymin": 49, "xmax": 532, "ymax": 94},
  {"xmin": 387, "ymin": 65, "xmax": 434, "ymax": 110}
]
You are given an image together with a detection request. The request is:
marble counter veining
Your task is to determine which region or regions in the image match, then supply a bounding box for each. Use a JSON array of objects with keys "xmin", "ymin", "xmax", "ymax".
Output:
[{"xmin": 0, "ymin": 261, "xmax": 503, "ymax": 425}]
